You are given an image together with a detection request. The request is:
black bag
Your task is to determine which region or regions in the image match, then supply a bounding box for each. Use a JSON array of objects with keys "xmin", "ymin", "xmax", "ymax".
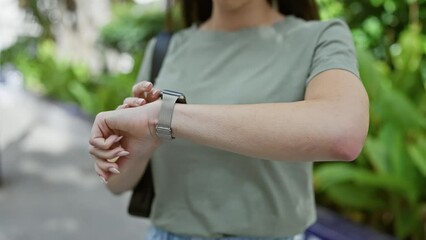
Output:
[{"xmin": 128, "ymin": 32, "xmax": 174, "ymax": 217}]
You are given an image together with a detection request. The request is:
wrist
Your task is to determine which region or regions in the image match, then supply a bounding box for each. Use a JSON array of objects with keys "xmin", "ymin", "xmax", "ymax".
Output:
[{"xmin": 147, "ymin": 100, "xmax": 162, "ymax": 142}]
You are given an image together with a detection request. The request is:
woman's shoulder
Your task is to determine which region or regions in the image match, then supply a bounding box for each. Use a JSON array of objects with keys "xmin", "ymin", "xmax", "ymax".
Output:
[
  {"xmin": 160, "ymin": 26, "xmax": 196, "ymax": 52},
  {"xmin": 282, "ymin": 16, "xmax": 352, "ymax": 39},
  {"xmin": 143, "ymin": 27, "xmax": 195, "ymax": 55}
]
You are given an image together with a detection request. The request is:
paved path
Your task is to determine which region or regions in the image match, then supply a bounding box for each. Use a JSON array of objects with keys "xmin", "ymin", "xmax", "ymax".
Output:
[{"xmin": 0, "ymin": 84, "xmax": 150, "ymax": 240}]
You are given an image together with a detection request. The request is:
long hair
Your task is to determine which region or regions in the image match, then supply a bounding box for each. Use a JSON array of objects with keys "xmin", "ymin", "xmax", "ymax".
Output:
[{"xmin": 176, "ymin": 0, "xmax": 320, "ymax": 28}]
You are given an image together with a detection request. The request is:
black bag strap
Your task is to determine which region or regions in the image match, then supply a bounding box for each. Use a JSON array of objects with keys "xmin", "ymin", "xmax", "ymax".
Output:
[
  {"xmin": 128, "ymin": 31, "xmax": 173, "ymax": 218},
  {"xmin": 150, "ymin": 32, "xmax": 173, "ymax": 84}
]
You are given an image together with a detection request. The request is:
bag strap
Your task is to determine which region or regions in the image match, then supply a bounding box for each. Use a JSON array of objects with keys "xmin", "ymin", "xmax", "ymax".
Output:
[
  {"xmin": 136, "ymin": 31, "xmax": 173, "ymax": 84},
  {"xmin": 150, "ymin": 31, "xmax": 174, "ymax": 84}
]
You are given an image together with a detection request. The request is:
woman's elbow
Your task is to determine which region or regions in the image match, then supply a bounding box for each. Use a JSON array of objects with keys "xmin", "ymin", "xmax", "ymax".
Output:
[
  {"xmin": 331, "ymin": 137, "xmax": 363, "ymax": 161},
  {"xmin": 330, "ymin": 125, "xmax": 368, "ymax": 162}
]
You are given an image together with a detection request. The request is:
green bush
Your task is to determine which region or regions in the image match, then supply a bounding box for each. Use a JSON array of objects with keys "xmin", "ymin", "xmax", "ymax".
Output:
[
  {"xmin": 0, "ymin": 37, "xmax": 139, "ymax": 115},
  {"xmin": 99, "ymin": 7, "xmax": 165, "ymax": 53},
  {"xmin": 0, "ymin": 5, "xmax": 167, "ymax": 116}
]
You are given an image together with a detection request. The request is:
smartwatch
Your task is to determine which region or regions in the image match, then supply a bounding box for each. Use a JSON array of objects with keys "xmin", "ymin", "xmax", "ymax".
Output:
[{"xmin": 155, "ymin": 89, "xmax": 187, "ymax": 140}]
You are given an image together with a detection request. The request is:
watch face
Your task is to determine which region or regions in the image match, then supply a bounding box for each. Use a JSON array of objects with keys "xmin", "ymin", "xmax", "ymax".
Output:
[{"xmin": 161, "ymin": 89, "xmax": 187, "ymax": 103}]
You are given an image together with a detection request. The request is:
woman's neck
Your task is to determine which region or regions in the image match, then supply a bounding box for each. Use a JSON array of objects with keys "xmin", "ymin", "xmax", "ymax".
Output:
[{"xmin": 201, "ymin": 0, "xmax": 284, "ymax": 31}]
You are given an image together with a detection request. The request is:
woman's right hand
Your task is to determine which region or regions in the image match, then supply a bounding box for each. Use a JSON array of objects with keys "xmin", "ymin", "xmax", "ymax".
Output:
[
  {"xmin": 90, "ymin": 100, "xmax": 162, "ymax": 184},
  {"xmin": 91, "ymin": 80, "xmax": 161, "ymax": 183},
  {"xmin": 119, "ymin": 81, "xmax": 161, "ymax": 109}
]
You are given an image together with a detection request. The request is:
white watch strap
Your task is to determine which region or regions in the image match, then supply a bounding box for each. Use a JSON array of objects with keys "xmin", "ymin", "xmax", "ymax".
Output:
[{"xmin": 156, "ymin": 94, "xmax": 179, "ymax": 140}]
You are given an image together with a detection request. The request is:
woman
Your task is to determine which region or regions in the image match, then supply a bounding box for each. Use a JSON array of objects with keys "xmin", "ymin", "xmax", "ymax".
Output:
[{"xmin": 89, "ymin": 0, "xmax": 369, "ymax": 239}]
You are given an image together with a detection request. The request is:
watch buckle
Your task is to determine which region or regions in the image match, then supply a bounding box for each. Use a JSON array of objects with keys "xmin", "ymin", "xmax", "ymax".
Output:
[{"xmin": 155, "ymin": 125, "xmax": 173, "ymax": 139}]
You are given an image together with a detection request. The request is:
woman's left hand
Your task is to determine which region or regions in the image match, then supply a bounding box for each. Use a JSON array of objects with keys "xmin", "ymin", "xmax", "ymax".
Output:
[{"xmin": 117, "ymin": 81, "xmax": 161, "ymax": 110}]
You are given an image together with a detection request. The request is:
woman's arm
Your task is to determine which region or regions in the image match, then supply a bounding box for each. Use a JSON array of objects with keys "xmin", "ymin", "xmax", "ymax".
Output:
[
  {"xmin": 171, "ymin": 69, "xmax": 369, "ymax": 161},
  {"xmin": 105, "ymin": 149, "xmax": 152, "ymax": 195},
  {"xmin": 89, "ymin": 69, "xmax": 369, "ymax": 192}
]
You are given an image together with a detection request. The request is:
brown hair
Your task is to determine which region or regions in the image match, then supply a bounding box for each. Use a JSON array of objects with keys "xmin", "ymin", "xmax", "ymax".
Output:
[{"xmin": 177, "ymin": 0, "xmax": 320, "ymax": 28}]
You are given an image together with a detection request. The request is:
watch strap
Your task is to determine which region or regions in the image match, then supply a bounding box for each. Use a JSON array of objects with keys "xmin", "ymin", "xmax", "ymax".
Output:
[{"xmin": 156, "ymin": 94, "xmax": 179, "ymax": 140}]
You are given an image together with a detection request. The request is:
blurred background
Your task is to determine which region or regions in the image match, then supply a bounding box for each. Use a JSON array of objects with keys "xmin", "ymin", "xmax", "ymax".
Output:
[{"xmin": 0, "ymin": 0, "xmax": 425, "ymax": 239}]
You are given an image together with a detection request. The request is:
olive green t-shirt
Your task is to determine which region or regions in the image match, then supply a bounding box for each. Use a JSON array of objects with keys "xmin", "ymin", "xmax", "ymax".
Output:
[{"xmin": 139, "ymin": 16, "xmax": 359, "ymax": 238}]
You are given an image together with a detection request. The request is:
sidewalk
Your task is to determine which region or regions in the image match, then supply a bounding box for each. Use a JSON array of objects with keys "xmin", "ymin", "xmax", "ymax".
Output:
[{"xmin": 0, "ymin": 84, "xmax": 150, "ymax": 240}]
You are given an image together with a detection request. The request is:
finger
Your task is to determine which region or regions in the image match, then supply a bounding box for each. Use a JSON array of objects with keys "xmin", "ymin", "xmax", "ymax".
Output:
[
  {"xmin": 104, "ymin": 141, "xmax": 123, "ymax": 162},
  {"xmin": 146, "ymin": 88, "xmax": 161, "ymax": 102},
  {"xmin": 107, "ymin": 156, "xmax": 119, "ymax": 163},
  {"xmin": 132, "ymin": 81, "xmax": 153, "ymax": 98},
  {"xmin": 123, "ymin": 97, "xmax": 145, "ymax": 107},
  {"xmin": 116, "ymin": 104, "xmax": 128, "ymax": 110},
  {"xmin": 94, "ymin": 163, "xmax": 110, "ymax": 183},
  {"xmin": 89, "ymin": 135, "xmax": 122, "ymax": 150},
  {"xmin": 95, "ymin": 158, "xmax": 121, "ymax": 175},
  {"xmin": 89, "ymin": 146, "xmax": 129, "ymax": 160},
  {"xmin": 90, "ymin": 111, "xmax": 115, "ymax": 144}
]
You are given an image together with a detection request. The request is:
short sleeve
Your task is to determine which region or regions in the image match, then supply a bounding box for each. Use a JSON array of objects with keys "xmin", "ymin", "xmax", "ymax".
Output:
[
  {"xmin": 136, "ymin": 38, "xmax": 156, "ymax": 83},
  {"xmin": 306, "ymin": 19, "xmax": 360, "ymax": 84}
]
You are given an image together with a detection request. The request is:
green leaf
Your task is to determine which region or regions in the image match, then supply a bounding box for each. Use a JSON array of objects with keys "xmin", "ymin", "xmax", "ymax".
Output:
[
  {"xmin": 315, "ymin": 164, "xmax": 360, "ymax": 190},
  {"xmin": 392, "ymin": 24, "xmax": 423, "ymax": 91},
  {"xmin": 326, "ymin": 183, "xmax": 387, "ymax": 210},
  {"xmin": 364, "ymin": 136, "xmax": 388, "ymax": 173},
  {"xmin": 315, "ymin": 164, "xmax": 416, "ymax": 203},
  {"xmin": 357, "ymin": 48, "xmax": 389, "ymax": 101},
  {"xmin": 393, "ymin": 204, "xmax": 423, "ymax": 239},
  {"xmin": 68, "ymin": 82, "xmax": 95, "ymax": 114},
  {"xmin": 379, "ymin": 124, "xmax": 408, "ymax": 178},
  {"xmin": 408, "ymin": 138, "xmax": 426, "ymax": 178},
  {"xmin": 379, "ymin": 85, "xmax": 426, "ymax": 130}
]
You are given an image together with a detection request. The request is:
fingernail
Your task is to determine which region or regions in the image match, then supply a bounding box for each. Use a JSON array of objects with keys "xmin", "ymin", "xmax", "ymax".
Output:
[
  {"xmin": 117, "ymin": 151, "xmax": 130, "ymax": 157},
  {"xmin": 114, "ymin": 136, "xmax": 123, "ymax": 143},
  {"xmin": 143, "ymin": 82, "xmax": 151, "ymax": 87},
  {"xmin": 109, "ymin": 167, "xmax": 120, "ymax": 174},
  {"xmin": 153, "ymin": 89, "xmax": 160, "ymax": 95},
  {"xmin": 100, "ymin": 176, "xmax": 107, "ymax": 184},
  {"xmin": 107, "ymin": 156, "xmax": 119, "ymax": 163},
  {"xmin": 137, "ymin": 98, "xmax": 145, "ymax": 105}
]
